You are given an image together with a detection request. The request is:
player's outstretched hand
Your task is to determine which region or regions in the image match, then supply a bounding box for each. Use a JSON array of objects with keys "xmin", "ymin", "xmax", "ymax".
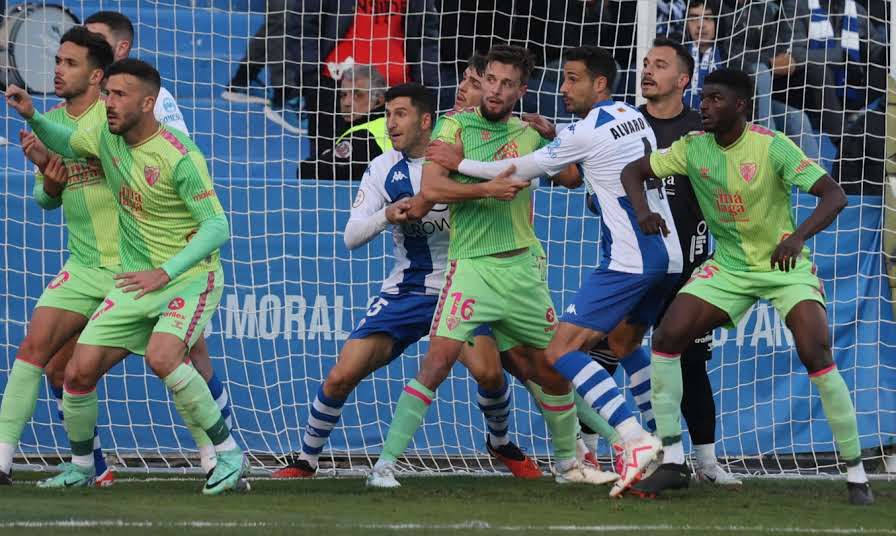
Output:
[
  {"xmin": 425, "ymin": 140, "xmax": 464, "ymax": 171},
  {"xmin": 385, "ymin": 197, "xmax": 412, "ymax": 224},
  {"xmin": 770, "ymin": 234, "xmax": 803, "ymax": 272},
  {"xmin": 489, "ymin": 165, "xmax": 529, "ymax": 201},
  {"xmin": 5, "ymin": 85, "xmax": 35, "ymax": 119},
  {"xmin": 20, "ymin": 129, "xmax": 51, "ymax": 170},
  {"xmin": 114, "ymin": 268, "xmax": 172, "ymax": 299},
  {"xmin": 636, "ymin": 211, "xmax": 669, "ymax": 236},
  {"xmin": 522, "ymin": 113, "xmax": 557, "ymax": 140}
]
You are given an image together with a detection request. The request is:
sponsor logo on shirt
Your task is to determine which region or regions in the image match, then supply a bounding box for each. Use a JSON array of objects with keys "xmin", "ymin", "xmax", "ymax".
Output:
[
  {"xmin": 390, "ymin": 170, "xmax": 407, "ymax": 183},
  {"xmin": 481, "ymin": 130, "xmax": 491, "ymax": 141},
  {"xmin": 168, "ymin": 297, "xmax": 185, "ymax": 310},
  {"xmin": 119, "ymin": 185, "xmax": 144, "ymax": 215},
  {"xmin": 48, "ymin": 271, "xmax": 70, "ymax": 289},
  {"xmin": 192, "ymin": 190, "xmax": 217, "ymax": 201},
  {"xmin": 144, "ymin": 165, "xmax": 161, "ymax": 186},
  {"xmin": 714, "ymin": 190, "xmax": 748, "ymax": 222},
  {"xmin": 401, "ymin": 217, "xmax": 450, "ymax": 238},
  {"xmin": 494, "ymin": 140, "xmax": 519, "ymax": 160},
  {"xmin": 544, "ymin": 306, "xmax": 558, "ymax": 332},
  {"xmin": 795, "ymin": 159, "xmax": 812, "ymax": 174},
  {"xmin": 699, "ymin": 166, "xmax": 710, "ymax": 179},
  {"xmin": 64, "ymin": 158, "xmax": 103, "ymax": 189},
  {"xmin": 739, "ymin": 162, "xmax": 757, "ymax": 183},
  {"xmin": 546, "ymin": 137, "xmax": 562, "ymax": 159},
  {"xmin": 565, "ymin": 304, "xmax": 576, "ymax": 315}
]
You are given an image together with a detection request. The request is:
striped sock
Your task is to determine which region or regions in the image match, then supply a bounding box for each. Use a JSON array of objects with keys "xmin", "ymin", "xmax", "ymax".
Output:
[
  {"xmin": 299, "ymin": 386, "xmax": 346, "ymax": 466},
  {"xmin": 53, "ymin": 385, "xmax": 107, "ymax": 476},
  {"xmin": 205, "ymin": 373, "xmax": 233, "ymax": 430},
  {"xmin": 477, "ymin": 374, "xmax": 511, "ymax": 448},
  {"xmin": 553, "ymin": 351, "xmax": 641, "ymax": 441},
  {"xmin": 621, "ymin": 347, "xmax": 655, "ymax": 432},
  {"xmin": 380, "ymin": 380, "xmax": 434, "ymax": 463}
]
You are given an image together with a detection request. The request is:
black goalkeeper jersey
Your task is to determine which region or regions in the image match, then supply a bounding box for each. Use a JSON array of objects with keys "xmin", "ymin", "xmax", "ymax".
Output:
[{"xmin": 639, "ymin": 105, "xmax": 709, "ymax": 274}]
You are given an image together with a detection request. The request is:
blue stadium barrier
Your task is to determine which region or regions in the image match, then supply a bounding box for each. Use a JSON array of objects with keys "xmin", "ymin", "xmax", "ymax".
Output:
[{"xmin": 1, "ymin": 169, "xmax": 893, "ymax": 459}]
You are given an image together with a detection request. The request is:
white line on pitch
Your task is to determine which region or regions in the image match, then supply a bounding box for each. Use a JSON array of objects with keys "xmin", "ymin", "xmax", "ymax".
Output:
[{"xmin": 1, "ymin": 521, "xmax": 894, "ymax": 533}]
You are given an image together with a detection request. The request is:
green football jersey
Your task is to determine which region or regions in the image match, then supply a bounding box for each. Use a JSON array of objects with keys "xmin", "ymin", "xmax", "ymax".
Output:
[
  {"xmin": 38, "ymin": 100, "xmax": 119, "ymax": 268},
  {"xmin": 650, "ymin": 123, "xmax": 827, "ymax": 272},
  {"xmin": 65, "ymin": 124, "xmax": 225, "ymax": 280},
  {"xmin": 431, "ymin": 108, "xmax": 547, "ymax": 260}
]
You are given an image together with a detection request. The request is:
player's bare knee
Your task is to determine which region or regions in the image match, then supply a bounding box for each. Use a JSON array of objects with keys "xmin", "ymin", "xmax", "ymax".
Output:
[
  {"xmin": 63, "ymin": 360, "xmax": 98, "ymax": 393},
  {"xmin": 44, "ymin": 359, "xmax": 66, "ymax": 390},
  {"xmin": 473, "ymin": 367, "xmax": 505, "ymax": 393},
  {"xmin": 651, "ymin": 324, "xmax": 685, "ymax": 354},
  {"xmin": 17, "ymin": 336, "xmax": 49, "ymax": 368},
  {"xmin": 323, "ymin": 368, "xmax": 361, "ymax": 400}
]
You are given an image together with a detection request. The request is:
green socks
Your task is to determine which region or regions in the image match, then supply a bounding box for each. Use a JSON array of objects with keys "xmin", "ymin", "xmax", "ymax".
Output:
[
  {"xmin": 651, "ymin": 351, "xmax": 684, "ymax": 444},
  {"xmin": 164, "ymin": 364, "xmax": 229, "ymax": 446},
  {"xmin": 810, "ymin": 365, "xmax": 861, "ymax": 463},
  {"xmin": 0, "ymin": 359, "xmax": 43, "ymax": 444},
  {"xmin": 171, "ymin": 378, "xmax": 213, "ymax": 449},
  {"xmin": 574, "ymin": 392, "xmax": 622, "ymax": 445},
  {"xmin": 62, "ymin": 388, "xmax": 99, "ymax": 456},
  {"xmin": 381, "ymin": 379, "xmax": 434, "ymax": 463},
  {"xmin": 539, "ymin": 390, "xmax": 577, "ymax": 461}
]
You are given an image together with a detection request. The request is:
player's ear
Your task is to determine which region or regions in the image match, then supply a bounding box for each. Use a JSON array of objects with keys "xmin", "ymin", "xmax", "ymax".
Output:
[
  {"xmin": 421, "ymin": 111, "xmax": 433, "ymax": 131},
  {"xmin": 88, "ymin": 67, "xmax": 105, "ymax": 87}
]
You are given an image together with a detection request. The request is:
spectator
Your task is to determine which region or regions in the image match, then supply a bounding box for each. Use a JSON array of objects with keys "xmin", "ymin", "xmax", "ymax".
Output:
[
  {"xmin": 680, "ymin": 0, "xmax": 824, "ymax": 162},
  {"xmin": 298, "ymin": 65, "xmax": 390, "ymax": 180},
  {"xmin": 222, "ymin": 0, "xmax": 440, "ymax": 145},
  {"xmin": 681, "ymin": 0, "xmax": 724, "ymax": 109}
]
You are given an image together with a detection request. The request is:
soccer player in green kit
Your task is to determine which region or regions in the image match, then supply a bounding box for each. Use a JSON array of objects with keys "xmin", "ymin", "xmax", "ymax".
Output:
[
  {"xmin": 620, "ymin": 68, "xmax": 873, "ymax": 505},
  {"xmin": 367, "ymin": 45, "xmax": 612, "ymax": 488},
  {"xmin": 0, "ymin": 27, "xmax": 117, "ymax": 486},
  {"xmin": 5, "ymin": 59, "xmax": 245, "ymax": 495}
]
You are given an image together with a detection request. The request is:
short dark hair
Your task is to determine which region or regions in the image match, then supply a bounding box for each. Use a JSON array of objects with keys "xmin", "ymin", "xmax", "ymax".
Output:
[
  {"xmin": 60, "ymin": 26, "xmax": 114, "ymax": 71},
  {"xmin": 385, "ymin": 82, "xmax": 436, "ymax": 123},
  {"xmin": 106, "ymin": 58, "xmax": 161, "ymax": 95},
  {"xmin": 686, "ymin": 0, "xmax": 720, "ymax": 15},
  {"xmin": 84, "ymin": 11, "xmax": 134, "ymax": 41},
  {"xmin": 563, "ymin": 46, "xmax": 617, "ymax": 88},
  {"xmin": 467, "ymin": 52, "xmax": 487, "ymax": 76},
  {"xmin": 486, "ymin": 44, "xmax": 535, "ymax": 83},
  {"xmin": 704, "ymin": 68, "xmax": 754, "ymax": 100},
  {"xmin": 652, "ymin": 37, "xmax": 695, "ymax": 83}
]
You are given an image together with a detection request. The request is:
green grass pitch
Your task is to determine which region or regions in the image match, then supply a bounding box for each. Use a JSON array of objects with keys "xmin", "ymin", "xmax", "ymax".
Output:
[{"xmin": 2, "ymin": 473, "xmax": 895, "ymax": 535}]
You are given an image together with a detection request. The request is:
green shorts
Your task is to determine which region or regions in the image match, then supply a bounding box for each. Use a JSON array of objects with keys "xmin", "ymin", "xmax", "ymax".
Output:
[
  {"xmin": 78, "ymin": 268, "xmax": 224, "ymax": 355},
  {"xmin": 431, "ymin": 251, "xmax": 558, "ymax": 351},
  {"xmin": 35, "ymin": 260, "xmax": 119, "ymax": 318},
  {"xmin": 680, "ymin": 259, "xmax": 826, "ymax": 328}
]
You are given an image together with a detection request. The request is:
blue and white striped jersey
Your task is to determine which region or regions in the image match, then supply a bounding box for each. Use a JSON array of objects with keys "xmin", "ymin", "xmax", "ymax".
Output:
[
  {"xmin": 533, "ymin": 100, "xmax": 683, "ymax": 274},
  {"xmin": 350, "ymin": 149, "xmax": 450, "ymax": 295}
]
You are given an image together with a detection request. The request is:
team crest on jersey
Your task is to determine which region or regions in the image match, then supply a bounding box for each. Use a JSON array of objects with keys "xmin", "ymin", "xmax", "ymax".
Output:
[
  {"xmin": 334, "ymin": 140, "xmax": 353, "ymax": 159},
  {"xmin": 740, "ymin": 162, "xmax": 757, "ymax": 183},
  {"xmin": 352, "ymin": 189, "xmax": 365, "ymax": 208},
  {"xmin": 144, "ymin": 165, "xmax": 161, "ymax": 186}
]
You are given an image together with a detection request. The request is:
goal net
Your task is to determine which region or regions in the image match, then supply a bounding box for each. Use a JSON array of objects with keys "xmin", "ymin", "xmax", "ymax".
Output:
[{"xmin": 0, "ymin": 0, "xmax": 893, "ymax": 477}]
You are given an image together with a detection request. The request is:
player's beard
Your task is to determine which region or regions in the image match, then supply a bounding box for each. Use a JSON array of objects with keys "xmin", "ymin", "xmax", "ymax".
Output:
[
  {"xmin": 56, "ymin": 81, "xmax": 89, "ymax": 101},
  {"xmin": 479, "ymin": 100, "xmax": 514, "ymax": 122},
  {"xmin": 107, "ymin": 110, "xmax": 140, "ymax": 136}
]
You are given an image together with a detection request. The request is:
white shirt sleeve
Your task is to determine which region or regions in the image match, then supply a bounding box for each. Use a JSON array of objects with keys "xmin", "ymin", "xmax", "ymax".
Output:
[
  {"xmin": 344, "ymin": 165, "xmax": 390, "ymax": 250},
  {"xmin": 154, "ymin": 87, "xmax": 190, "ymax": 136},
  {"xmin": 529, "ymin": 121, "xmax": 593, "ymax": 176},
  {"xmin": 456, "ymin": 152, "xmax": 546, "ymax": 181}
]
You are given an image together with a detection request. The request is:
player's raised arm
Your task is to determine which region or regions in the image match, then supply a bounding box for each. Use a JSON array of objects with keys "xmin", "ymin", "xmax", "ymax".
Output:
[
  {"xmin": 6, "ymin": 85, "xmax": 82, "ymax": 159},
  {"xmin": 157, "ymin": 154, "xmax": 230, "ymax": 284}
]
